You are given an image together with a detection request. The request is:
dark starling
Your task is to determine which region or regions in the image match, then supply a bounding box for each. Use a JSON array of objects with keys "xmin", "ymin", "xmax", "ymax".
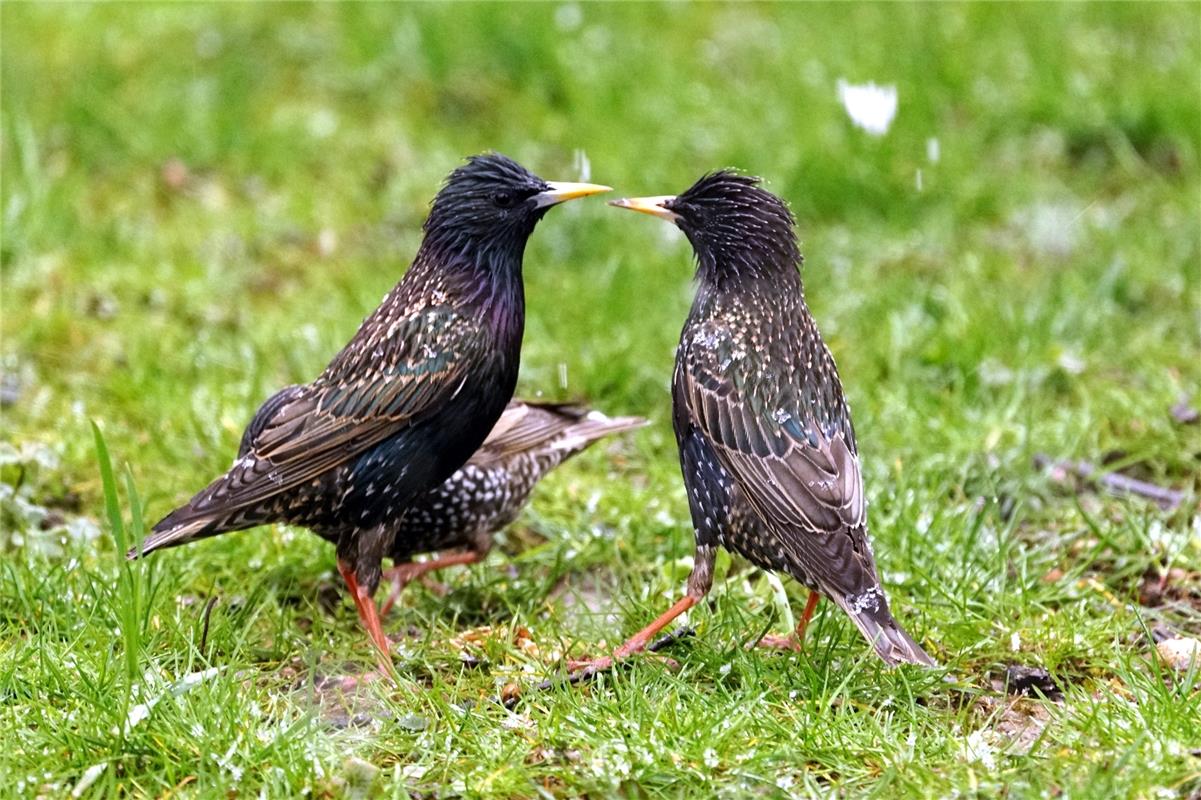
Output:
[
  {"xmin": 129, "ymin": 154, "xmax": 610, "ymax": 673},
  {"xmin": 593, "ymin": 171, "xmax": 936, "ymax": 672},
  {"xmin": 376, "ymin": 400, "xmax": 647, "ymax": 614}
]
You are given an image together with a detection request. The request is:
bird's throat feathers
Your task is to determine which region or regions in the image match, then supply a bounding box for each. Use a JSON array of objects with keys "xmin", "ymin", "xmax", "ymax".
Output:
[
  {"xmin": 404, "ymin": 241, "xmax": 526, "ymax": 351},
  {"xmin": 693, "ymin": 235, "xmax": 803, "ymax": 292}
]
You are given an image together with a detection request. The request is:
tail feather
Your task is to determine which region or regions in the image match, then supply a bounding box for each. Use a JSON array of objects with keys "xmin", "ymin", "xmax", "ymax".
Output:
[
  {"xmin": 127, "ymin": 490, "xmax": 267, "ymax": 560},
  {"xmin": 836, "ymin": 589, "xmax": 937, "ymax": 667},
  {"xmin": 473, "ymin": 401, "xmax": 647, "ymax": 466},
  {"xmin": 551, "ymin": 413, "xmax": 649, "ymax": 454},
  {"xmin": 127, "ymin": 512, "xmax": 219, "ymax": 559}
]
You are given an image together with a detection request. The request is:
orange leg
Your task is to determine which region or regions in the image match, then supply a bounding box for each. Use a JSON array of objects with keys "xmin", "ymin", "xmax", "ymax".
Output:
[
  {"xmin": 795, "ymin": 590, "xmax": 821, "ymax": 643},
  {"xmin": 378, "ymin": 550, "xmax": 483, "ymax": 616},
  {"xmin": 337, "ymin": 560, "xmax": 396, "ymax": 680},
  {"xmin": 568, "ymin": 595, "xmax": 698, "ymax": 677},
  {"xmin": 756, "ymin": 590, "xmax": 822, "ymax": 651}
]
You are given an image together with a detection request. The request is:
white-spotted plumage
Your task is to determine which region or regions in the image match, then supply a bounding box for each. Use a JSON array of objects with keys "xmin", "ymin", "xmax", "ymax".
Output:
[{"xmin": 386, "ymin": 400, "xmax": 647, "ymax": 566}]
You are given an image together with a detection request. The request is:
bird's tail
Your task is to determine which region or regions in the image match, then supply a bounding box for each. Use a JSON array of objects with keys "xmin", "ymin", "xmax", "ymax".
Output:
[
  {"xmin": 479, "ymin": 401, "xmax": 647, "ymax": 463},
  {"xmin": 834, "ymin": 588, "xmax": 937, "ymax": 667},
  {"xmin": 126, "ymin": 478, "xmax": 264, "ymax": 560},
  {"xmin": 128, "ymin": 511, "xmax": 219, "ymax": 559},
  {"xmin": 551, "ymin": 410, "xmax": 649, "ymax": 455}
]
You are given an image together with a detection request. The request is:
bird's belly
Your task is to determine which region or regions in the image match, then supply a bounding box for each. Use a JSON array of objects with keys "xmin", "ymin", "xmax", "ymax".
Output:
[
  {"xmin": 718, "ymin": 512, "xmax": 811, "ymax": 587},
  {"xmin": 275, "ymin": 471, "xmax": 347, "ymax": 540},
  {"xmin": 388, "ymin": 464, "xmax": 516, "ymax": 560},
  {"xmin": 337, "ymin": 392, "xmax": 512, "ymax": 531}
]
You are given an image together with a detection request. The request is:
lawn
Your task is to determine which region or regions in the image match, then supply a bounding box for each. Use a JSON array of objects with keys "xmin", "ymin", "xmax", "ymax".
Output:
[{"xmin": 2, "ymin": 3, "xmax": 1199, "ymax": 798}]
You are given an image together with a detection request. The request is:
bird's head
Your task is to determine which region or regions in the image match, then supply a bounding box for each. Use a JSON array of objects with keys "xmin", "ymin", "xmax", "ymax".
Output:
[
  {"xmin": 424, "ymin": 153, "xmax": 610, "ymax": 258},
  {"xmin": 610, "ymin": 170, "xmax": 801, "ymax": 280}
]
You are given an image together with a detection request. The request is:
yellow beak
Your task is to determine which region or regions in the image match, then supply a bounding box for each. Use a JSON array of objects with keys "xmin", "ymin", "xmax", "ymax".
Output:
[
  {"xmin": 608, "ymin": 195, "xmax": 680, "ymax": 222},
  {"xmin": 533, "ymin": 181, "xmax": 612, "ymax": 208}
]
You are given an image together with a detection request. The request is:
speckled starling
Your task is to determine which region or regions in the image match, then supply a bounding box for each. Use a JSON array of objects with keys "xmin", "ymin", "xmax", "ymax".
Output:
[
  {"xmin": 376, "ymin": 400, "xmax": 647, "ymax": 614},
  {"xmin": 129, "ymin": 154, "xmax": 610, "ymax": 673},
  {"xmin": 594, "ymin": 171, "xmax": 936, "ymax": 671}
]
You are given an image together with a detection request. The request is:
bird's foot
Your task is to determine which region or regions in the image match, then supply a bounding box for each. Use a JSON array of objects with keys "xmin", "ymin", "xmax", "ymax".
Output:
[
  {"xmin": 752, "ymin": 633, "xmax": 802, "ymax": 651},
  {"xmin": 336, "ymin": 559, "xmax": 399, "ymax": 683},
  {"xmin": 378, "ymin": 563, "xmax": 425, "ymax": 616},
  {"xmin": 379, "ymin": 551, "xmax": 481, "ymax": 615},
  {"xmin": 314, "ymin": 667, "xmax": 387, "ymax": 693},
  {"xmin": 564, "ymin": 655, "xmax": 615, "ymax": 682},
  {"xmin": 499, "ymin": 626, "xmax": 695, "ymax": 709},
  {"xmin": 562, "ymin": 625, "xmax": 695, "ymax": 679}
]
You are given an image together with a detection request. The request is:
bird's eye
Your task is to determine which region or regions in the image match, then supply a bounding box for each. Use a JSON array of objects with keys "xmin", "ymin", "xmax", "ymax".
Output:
[{"xmin": 492, "ymin": 190, "xmax": 515, "ymax": 209}]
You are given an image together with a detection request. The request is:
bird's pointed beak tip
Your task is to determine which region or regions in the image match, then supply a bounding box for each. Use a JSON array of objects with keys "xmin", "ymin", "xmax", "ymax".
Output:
[
  {"xmin": 608, "ymin": 195, "xmax": 679, "ymax": 221},
  {"xmin": 534, "ymin": 181, "xmax": 612, "ymax": 208}
]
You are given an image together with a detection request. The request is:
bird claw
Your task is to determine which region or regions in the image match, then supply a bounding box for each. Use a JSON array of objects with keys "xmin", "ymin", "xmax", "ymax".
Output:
[
  {"xmin": 497, "ymin": 626, "xmax": 696, "ymax": 709},
  {"xmin": 564, "ymin": 656, "xmax": 613, "ymax": 674},
  {"xmin": 752, "ymin": 633, "xmax": 802, "ymax": 651},
  {"xmin": 378, "ymin": 565, "xmax": 423, "ymax": 616},
  {"xmin": 314, "ymin": 667, "xmax": 386, "ymax": 693}
]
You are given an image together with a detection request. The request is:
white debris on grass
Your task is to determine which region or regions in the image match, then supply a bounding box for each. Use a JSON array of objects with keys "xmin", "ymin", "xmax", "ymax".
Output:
[
  {"xmin": 837, "ymin": 80, "xmax": 898, "ymax": 136},
  {"xmin": 124, "ymin": 668, "xmax": 222, "ymax": 732},
  {"xmin": 1157, "ymin": 637, "xmax": 1201, "ymax": 672},
  {"xmin": 959, "ymin": 728, "xmax": 997, "ymax": 771},
  {"xmin": 71, "ymin": 763, "xmax": 108, "ymax": 798},
  {"xmin": 555, "ymin": 3, "xmax": 583, "ymax": 32},
  {"xmin": 212, "ymin": 739, "xmax": 244, "ymax": 783},
  {"xmin": 1012, "ymin": 201, "xmax": 1081, "ymax": 258},
  {"xmin": 927, "ymin": 137, "xmax": 941, "ymax": 163}
]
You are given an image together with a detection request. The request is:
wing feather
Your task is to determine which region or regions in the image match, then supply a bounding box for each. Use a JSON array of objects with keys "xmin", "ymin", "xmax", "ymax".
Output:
[
  {"xmin": 681, "ymin": 338, "xmax": 865, "ymax": 540},
  {"xmin": 188, "ymin": 307, "xmax": 480, "ymax": 516}
]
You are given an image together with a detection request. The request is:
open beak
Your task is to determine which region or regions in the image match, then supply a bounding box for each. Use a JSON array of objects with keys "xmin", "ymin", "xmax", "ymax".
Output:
[
  {"xmin": 608, "ymin": 195, "xmax": 680, "ymax": 222},
  {"xmin": 533, "ymin": 181, "xmax": 612, "ymax": 208}
]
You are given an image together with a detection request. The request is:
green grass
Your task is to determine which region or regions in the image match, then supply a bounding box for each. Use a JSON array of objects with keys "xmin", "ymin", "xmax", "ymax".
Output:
[{"xmin": 3, "ymin": 3, "xmax": 1200, "ymax": 798}]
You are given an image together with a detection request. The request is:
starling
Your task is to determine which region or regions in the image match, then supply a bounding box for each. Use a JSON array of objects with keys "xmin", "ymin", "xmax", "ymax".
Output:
[
  {"xmin": 129, "ymin": 154, "xmax": 610, "ymax": 673},
  {"xmin": 377, "ymin": 400, "xmax": 647, "ymax": 614},
  {"xmin": 593, "ymin": 171, "xmax": 936, "ymax": 672}
]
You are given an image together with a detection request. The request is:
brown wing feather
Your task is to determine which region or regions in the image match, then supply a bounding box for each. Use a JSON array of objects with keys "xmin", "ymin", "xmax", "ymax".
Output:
[
  {"xmin": 681, "ymin": 344, "xmax": 865, "ymax": 540},
  {"xmin": 184, "ymin": 309, "xmax": 479, "ymax": 517}
]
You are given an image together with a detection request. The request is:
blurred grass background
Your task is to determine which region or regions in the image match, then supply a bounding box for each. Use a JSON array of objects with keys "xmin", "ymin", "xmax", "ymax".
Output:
[{"xmin": 2, "ymin": 3, "xmax": 1199, "ymax": 798}]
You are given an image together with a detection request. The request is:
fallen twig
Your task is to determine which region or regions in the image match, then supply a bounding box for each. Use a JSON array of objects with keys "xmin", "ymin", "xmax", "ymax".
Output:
[
  {"xmin": 199, "ymin": 595, "xmax": 219, "ymax": 654},
  {"xmin": 1034, "ymin": 454, "xmax": 1186, "ymax": 511}
]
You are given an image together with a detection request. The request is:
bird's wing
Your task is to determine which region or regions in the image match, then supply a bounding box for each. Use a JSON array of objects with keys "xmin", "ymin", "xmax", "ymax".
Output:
[
  {"xmin": 237, "ymin": 384, "xmax": 305, "ymax": 459},
  {"xmin": 210, "ymin": 307, "xmax": 481, "ymax": 511},
  {"xmin": 679, "ymin": 331, "xmax": 864, "ymax": 538}
]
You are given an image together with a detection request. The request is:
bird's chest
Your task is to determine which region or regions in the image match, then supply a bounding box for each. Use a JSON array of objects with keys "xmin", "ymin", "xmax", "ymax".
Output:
[{"xmin": 332, "ymin": 352, "xmax": 516, "ymax": 529}]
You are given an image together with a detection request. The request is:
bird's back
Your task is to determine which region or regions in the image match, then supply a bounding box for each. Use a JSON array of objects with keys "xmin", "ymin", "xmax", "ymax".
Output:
[{"xmin": 675, "ymin": 277, "xmax": 932, "ymax": 666}]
